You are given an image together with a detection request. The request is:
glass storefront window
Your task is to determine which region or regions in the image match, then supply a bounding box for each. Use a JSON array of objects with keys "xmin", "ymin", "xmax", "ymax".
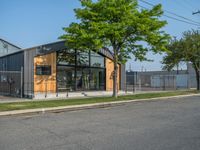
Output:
[
  {"xmin": 76, "ymin": 68, "xmax": 90, "ymax": 91},
  {"xmin": 57, "ymin": 49, "xmax": 106, "ymax": 91},
  {"xmin": 57, "ymin": 49, "xmax": 75, "ymax": 65},
  {"xmin": 57, "ymin": 66, "xmax": 75, "ymax": 92},
  {"xmin": 90, "ymin": 68, "xmax": 105, "ymax": 90},
  {"xmin": 90, "ymin": 51, "xmax": 105, "ymax": 67},
  {"xmin": 77, "ymin": 52, "xmax": 89, "ymax": 66}
]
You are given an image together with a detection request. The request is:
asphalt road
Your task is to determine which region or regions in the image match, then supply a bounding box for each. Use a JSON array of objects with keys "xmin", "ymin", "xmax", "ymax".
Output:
[{"xmin": 1, "ymin": 96, "xmax": 200, "ymax": 150}]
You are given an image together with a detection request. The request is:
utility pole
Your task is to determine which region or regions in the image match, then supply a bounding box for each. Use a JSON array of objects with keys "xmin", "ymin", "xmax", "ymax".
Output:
[{"xmin": 193, "ymin": 11, "xmax": 200, "ymax": 90}]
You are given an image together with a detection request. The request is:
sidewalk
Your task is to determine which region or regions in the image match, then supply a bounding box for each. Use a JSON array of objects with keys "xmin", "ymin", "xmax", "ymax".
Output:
[
  {"xmin": 0, "ymin": 95, "xmax": 30, "ymax": 103},
  {"xmin": 0, "ymin": 93, "xmax": 199, "ymax": 117},
  {"xmin": 0, "ymin": 90, "xmax": 169, "ymax": 103}
]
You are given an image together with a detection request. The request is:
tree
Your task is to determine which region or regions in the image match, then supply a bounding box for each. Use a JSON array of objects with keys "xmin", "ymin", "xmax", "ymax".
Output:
[
  {"xmin": 60, "ymin": 0, "xmax": 170, "ymax": 98},
  {"xmin": 162, "ymin": 30, "xmax": 200, "ymax": 90}
]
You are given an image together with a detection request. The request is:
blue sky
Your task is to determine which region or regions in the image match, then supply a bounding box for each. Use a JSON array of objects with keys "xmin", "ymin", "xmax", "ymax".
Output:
[{"xmin": 1, "ymin": 0, "xmax": 200, "ymax": 71}]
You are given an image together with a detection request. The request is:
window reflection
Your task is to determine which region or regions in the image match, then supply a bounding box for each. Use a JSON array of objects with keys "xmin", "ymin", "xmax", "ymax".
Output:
[
  {"xmin": 57, "ymin": 49, "xmax": 75, "ymax": 65},
  {"xmin": 77, "ymin": 51, "xmax": 89, "ymax": 66},
  {"xmin": 76, "ymin": 68, "xmax": 90, "ymax": 90},
  {"xmin": 90, "ymin": 68, "xmax": 105, "ymax": 90},
  {"xmin": 57, "ymin": 66, "xmax": 75, "ymax": 92},
  {"xmin": 91, "ymin": 51, "xmax": 104, "ymax": 67}
]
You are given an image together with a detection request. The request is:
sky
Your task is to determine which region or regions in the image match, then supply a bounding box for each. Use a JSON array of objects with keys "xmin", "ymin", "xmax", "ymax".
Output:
[{"xmin": 1, "ymin": 0, "xmax": 200, "ymax": 71}]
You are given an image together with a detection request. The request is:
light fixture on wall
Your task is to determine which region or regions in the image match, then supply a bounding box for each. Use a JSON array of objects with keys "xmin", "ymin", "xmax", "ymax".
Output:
[{"xmin": 36, "ymin": 46, "xmax": 51, "ymax": 55}]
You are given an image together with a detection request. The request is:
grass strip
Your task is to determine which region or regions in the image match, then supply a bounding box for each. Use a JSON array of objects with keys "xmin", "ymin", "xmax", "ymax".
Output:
[{"xmin": 0, "ymin": 90, "xmax": 199, "ymax": 112}]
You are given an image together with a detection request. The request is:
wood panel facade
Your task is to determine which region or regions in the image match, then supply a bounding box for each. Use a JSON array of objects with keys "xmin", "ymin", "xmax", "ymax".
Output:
[
  {"xmin": 34, "ymin": 52, "xmax": 57, "ymax": 93},
  {"xmin": 105, "ymin": 58, "xmax": 120, "ymax": 91}
]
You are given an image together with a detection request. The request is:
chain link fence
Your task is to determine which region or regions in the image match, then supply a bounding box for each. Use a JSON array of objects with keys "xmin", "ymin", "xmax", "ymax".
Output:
[
  {"xmin": 0, "ymin": 70, "xmax": 23, "ymax": 97},
  {"xmin": 0, "ymin": 70, "xmax": 198, "ymax": 99},
  {"xmin": 125, "ymin": 72, "xmax": 192, "ymax": 93}
]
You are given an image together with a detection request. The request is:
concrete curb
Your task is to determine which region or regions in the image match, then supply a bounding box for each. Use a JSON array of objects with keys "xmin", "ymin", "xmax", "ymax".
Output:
[{"xmin": 0, "ymin": 94, "xmax": 199, "ymax": 117}]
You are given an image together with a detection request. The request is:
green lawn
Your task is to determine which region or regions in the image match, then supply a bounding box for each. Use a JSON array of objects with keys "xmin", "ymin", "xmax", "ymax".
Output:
[{"xmin": 0, "ymin": 90, "xmax": 199, "ymax": 112}]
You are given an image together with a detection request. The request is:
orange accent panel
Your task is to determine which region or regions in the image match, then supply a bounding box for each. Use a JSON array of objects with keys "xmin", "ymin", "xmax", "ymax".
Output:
[
  {"xmin": 34, "ymin": 52, "xmax": 57, "ymax": 93},
  {"xmin": 105, "ymin": 58, "xmax": 120, "ymax": 91}
]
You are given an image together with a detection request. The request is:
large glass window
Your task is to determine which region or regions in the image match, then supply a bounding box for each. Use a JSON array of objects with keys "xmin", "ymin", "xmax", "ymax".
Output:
[
  {"xmin": 90, "ymin": 51, "xmax": 105, "ymax": 67},
  {"xmin": 57, "ymin": 49, "xmax": 106, "ymax": 91},
  {"xmin": 57, "ymin": 66, "xmax": 75, "ymax": 92},
  {"xmin": 76, "ymin": 68, "xmax": 90, "ymax": 91},
  {"xmin": 57, "ymin": 49, "xmax": 75, "ymax": 65},
  {"xmin": 77, "ymin": 51, "xmax": 89, "ymax": 66},
  {"xmin": 90, "ymin": 68, "xmax": 105, "ymax": 90}
]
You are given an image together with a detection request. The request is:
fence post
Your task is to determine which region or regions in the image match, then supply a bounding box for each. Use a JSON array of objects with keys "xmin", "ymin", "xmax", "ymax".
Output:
[
  {"xmin": 160, "ymin": 75, "xmax": 162, "ymax": 91},
  {"xmin": 174, "ymin": 75, "xmax": 177, "ymax": 90},
  {"xmin": 125, "ymin": 80, "xmax": 127, "ymax": 93},
  {"xmin": 56, "ymin": 80, "xmax": 58, "ymax": 97},
  {"xmin": 187, "ymin": 74, "xmax": 190, "ymax": 89},
  {"xmin": 138, "ymin": 78, "xmax": 141, "ymax": 92},
  {"xmin": 20, "ymin": 67, "xmax": 23, "ymax": 98},
  {"xmin": 134, "ymin": 73, "xmax": 136, "ymax": 93},
  {"xmin": 45, "ymin": 79, "xmax": 47, "ymax": 98},
  {"xmin": 133, "ymin": 75, "xmax": 134, "ymax": 93},
  {"xmin": 163, "ymin": 75, "xmax": 165, "ymax": 91}
]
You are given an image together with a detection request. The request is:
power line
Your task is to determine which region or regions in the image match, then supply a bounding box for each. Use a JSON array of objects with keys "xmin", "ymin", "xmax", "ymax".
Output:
[
  {"xmin": 193, "ymin": 10, "xmax": 200, "ymax": 15},
  {"xmin": 138, "ymin": 5, "xmax": 200, "ymax": 27},
  {"xmin": 138, "ymin": 0, "xmax": 200, "ymax": 25},
  {"xmin": 163, "ymin": 14, "xmax": 200, "ymax": 26}
]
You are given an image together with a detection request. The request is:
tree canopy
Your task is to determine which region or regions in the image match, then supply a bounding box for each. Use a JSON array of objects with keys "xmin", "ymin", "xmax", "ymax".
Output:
[
  {"xmin": 162, "ymin": 30, "xmax": 200, "ymax": 90},
  {"xmin": 60, "ymin": 0, "xmax": 170, "ymax": 97}
]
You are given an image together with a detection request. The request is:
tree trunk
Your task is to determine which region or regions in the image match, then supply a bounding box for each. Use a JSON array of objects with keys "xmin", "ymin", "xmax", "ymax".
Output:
[
  {"xmin": 194, "ymin": 65, "xmax": 200, "ymax": 91},
  {"xmin": 195, "ymin": 71, "xmax": 200, "ymax": 91},
  {"xmin": 113, "ymin": 52, "xmax": 118, "ymax": 98}
]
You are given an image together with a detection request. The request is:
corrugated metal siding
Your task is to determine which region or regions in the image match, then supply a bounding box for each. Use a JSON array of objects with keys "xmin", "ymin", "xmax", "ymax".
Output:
[
  {"xmin": 0, "ymin": 52, "xmax": 24, "ymax": 97},
  {"xmin": 0, "ymin": 52, "xmax": 24, "ymax": 71},
  {"xmin": 23, "ymin": 48, "xmax": 37, "ymax": 97}
]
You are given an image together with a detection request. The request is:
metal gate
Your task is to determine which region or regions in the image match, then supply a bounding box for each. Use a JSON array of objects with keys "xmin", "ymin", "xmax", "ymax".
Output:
[
  {"xmin": 0, "ymin": 70, "xmax": 23, "ymax": 97},
  {"xmin": 151, "ymin": 75, "xmax": 176, "ymax": 90},
  {"xmin": 126, "ymin": 73, "xmax": 179, "ymax": 92}
]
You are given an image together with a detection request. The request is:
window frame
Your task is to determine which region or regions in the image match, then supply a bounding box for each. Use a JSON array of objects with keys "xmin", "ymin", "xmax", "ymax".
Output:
[{"xmin": 36, "ymin": 65, "xmax": 52, "ymax": 75}]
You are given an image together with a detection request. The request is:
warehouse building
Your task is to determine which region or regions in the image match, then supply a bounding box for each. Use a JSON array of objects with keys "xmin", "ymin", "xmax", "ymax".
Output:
[
  {"xmin": 0, "ymin": 38, "xmax": 21, "ymax": 56},
  {"xmin": 0, "ymin": 40, "xmax": 126, "ymax": 98}
]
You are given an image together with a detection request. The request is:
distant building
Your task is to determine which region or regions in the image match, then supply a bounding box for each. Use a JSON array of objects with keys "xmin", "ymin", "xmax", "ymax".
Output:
[
  {"xmin": 126, "ymin": 63, "xmax": 198, "ymax": 90},
  {"xmin": 0, "ymin": 39, "xmax": 21, "ymax": 57}
]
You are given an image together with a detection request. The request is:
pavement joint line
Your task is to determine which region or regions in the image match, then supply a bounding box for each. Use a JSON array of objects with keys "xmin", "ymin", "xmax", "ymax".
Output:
[{"xmin": 0, "ymin": 93, "xmax": 199, "ymax": 117}]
